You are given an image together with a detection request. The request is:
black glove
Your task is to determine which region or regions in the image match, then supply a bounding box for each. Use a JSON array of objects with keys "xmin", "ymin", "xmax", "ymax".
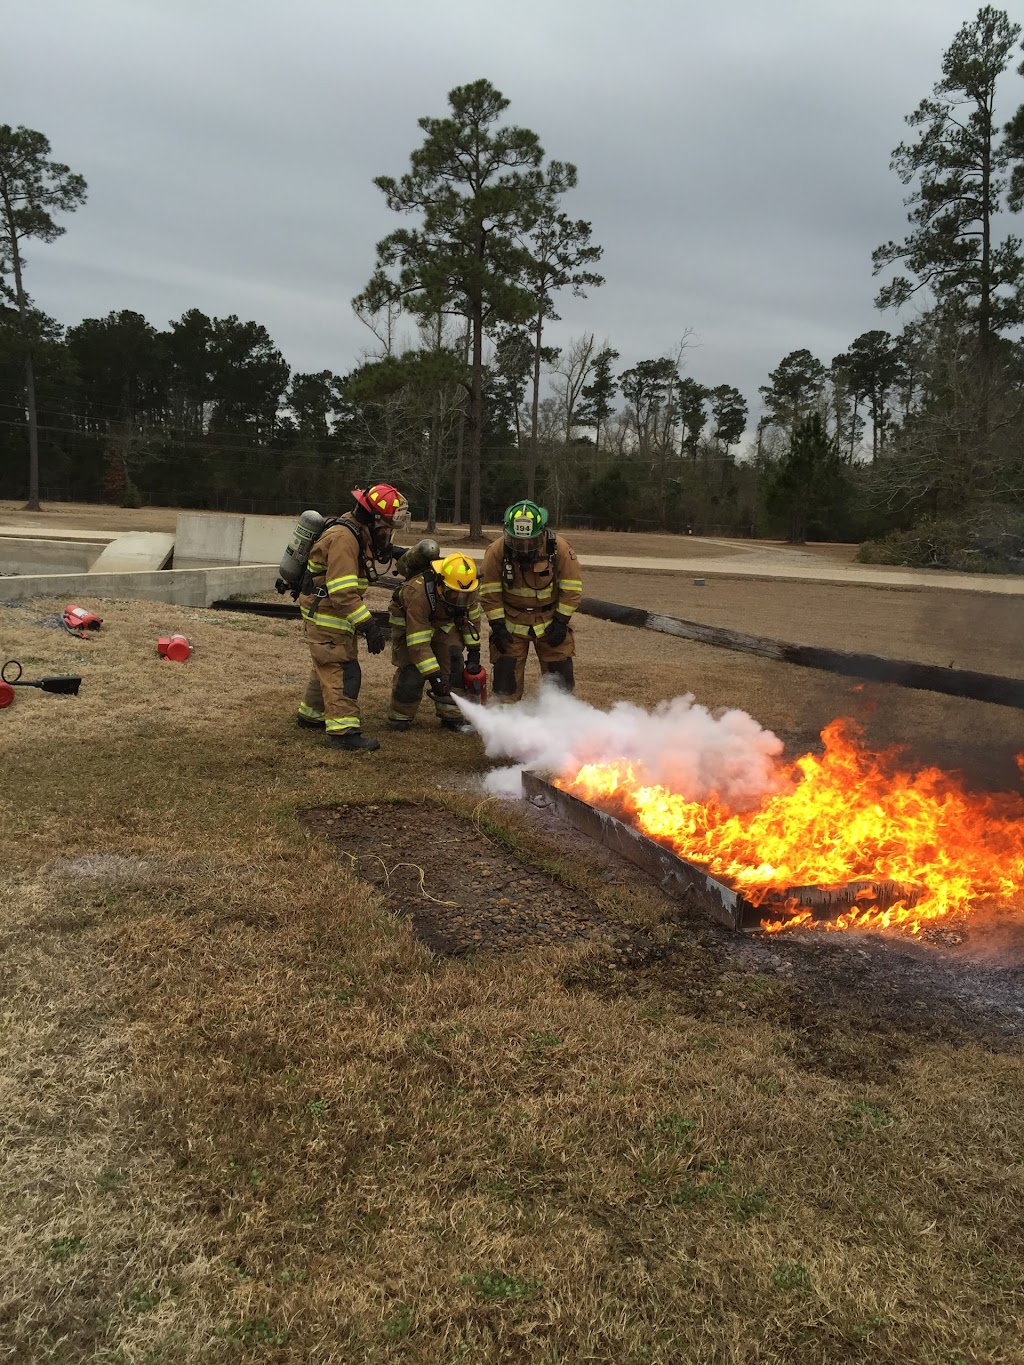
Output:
[
  {"xmin": 361, "ymin": 619, "xmax": 386, "ymax": 655},
  {"xmin": 466, "ymin": 646, "xmax": 481, "ymax": 671},
  {"xmin": 490, "ymin": 620, "xmax": 513, "ymax": 654},
  {"xmin": 545, "ymin": 615, "xmax": 569, "ymax": 647},
  {"xmin": 428, "ymin": 674, "xmax": 451, "ymax": 698}
]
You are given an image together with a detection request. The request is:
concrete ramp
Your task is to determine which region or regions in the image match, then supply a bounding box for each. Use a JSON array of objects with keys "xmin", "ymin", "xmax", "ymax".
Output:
[{"xmin": 89, "ymin": 532, "xmax": 175, "ymax": 573}]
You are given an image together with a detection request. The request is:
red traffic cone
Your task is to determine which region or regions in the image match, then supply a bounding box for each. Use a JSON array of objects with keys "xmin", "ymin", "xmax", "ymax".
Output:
[{"xmin": 157, "ymin": 634, "xmax": 193, "ymax": 662}]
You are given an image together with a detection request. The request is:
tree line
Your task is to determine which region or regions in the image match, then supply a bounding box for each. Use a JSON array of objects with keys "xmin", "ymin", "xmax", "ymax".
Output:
[{"xmin": 2, "ymin": 9, "xmax": 1024, "ymax": 568}]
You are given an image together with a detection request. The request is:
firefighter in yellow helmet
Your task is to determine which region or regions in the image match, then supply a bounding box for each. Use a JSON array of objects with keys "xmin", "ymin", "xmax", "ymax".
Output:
[
  {"xmin": 480, "ymin": 500, "xmax": 583, "ymax": 703},
  {"xmin": 387, "ymin": 552, "xmax": 482, "ymax": 731},
  {"xmin": 296, "ymin": 483, "xmax": 410, "ymax": 751}
]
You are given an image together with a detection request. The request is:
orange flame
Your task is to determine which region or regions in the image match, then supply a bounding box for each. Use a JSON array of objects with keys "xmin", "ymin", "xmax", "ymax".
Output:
[{"xmin": 559, "ymin": 720, "xmax": 1024, "ymax": 934}]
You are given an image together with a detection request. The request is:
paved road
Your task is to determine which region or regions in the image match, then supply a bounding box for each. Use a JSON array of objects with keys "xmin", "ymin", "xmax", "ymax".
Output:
[
  {"xmin": 3, "ymin": 523, "xmax": 1021, "ymax": 596},
  {"xmin": 445, "ymin": 540, "xmax": 1024, "ymax": 596}
]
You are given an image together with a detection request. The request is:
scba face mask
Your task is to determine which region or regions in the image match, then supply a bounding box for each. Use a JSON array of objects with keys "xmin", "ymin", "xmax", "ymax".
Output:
[
  {"xmin": 504, "ymin": 529, "xmax": 546, "ymax": 561},
  {"xmin": 503, "ymin": 501, "xmax": 549, "ymax": 561}
]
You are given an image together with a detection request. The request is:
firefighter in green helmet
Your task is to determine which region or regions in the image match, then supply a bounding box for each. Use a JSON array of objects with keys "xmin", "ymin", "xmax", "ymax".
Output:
[{"xmin": 479, "ymin": 500, "xmax": 583, "ymax": 703}]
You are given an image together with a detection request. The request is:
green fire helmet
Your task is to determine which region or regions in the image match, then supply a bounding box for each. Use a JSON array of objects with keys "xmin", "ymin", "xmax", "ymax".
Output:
[
  {"xmin": 503, "ymin": 500, "xmax": 549, "ymax": 560},
  {"xmin": 504, "ymin": 500, "xmax": 548, "ymax": 538}
]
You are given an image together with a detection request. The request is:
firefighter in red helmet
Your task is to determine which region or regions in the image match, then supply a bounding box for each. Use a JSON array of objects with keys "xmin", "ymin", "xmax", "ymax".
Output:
[{"xmin": 296, "ymin": 483, "xmax": 410, "ymax": 751}]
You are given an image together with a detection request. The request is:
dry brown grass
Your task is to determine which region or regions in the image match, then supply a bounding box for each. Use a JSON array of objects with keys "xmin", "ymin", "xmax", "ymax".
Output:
[
  {"xmin": 1, "ymin": 586, "xmax": 1023, "ymax": 1362},
  {"xmin": 0, "ymin": 500, "xmax": 182, "ymax": 535}
]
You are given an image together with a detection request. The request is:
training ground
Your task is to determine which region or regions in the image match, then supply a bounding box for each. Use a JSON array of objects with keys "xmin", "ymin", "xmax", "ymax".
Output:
[{"xmin": 2, "ymin": 502, "xmax": 1023, "ymax": 1364}]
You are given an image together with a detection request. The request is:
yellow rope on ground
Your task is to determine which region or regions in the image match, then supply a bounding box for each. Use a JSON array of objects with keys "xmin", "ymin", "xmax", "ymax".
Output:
[{"xmin": 363, "ymin": 855, "xmax": 458, "ymax": 907}]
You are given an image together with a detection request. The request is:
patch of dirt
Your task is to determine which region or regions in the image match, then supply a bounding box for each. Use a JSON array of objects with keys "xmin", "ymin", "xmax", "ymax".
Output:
[{"xmin": 300, "ymin": 801, "xmax": 659, "ymax": 959}]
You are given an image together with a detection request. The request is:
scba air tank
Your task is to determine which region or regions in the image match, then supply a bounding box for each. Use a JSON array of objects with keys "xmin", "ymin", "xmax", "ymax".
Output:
[
  {"xmin": 277, "ymin": 509, "xmax": 326, "ymax": 592},
  {"xmin": 394, "ymin": 538, "xmax": 441, "ymax": 580}
]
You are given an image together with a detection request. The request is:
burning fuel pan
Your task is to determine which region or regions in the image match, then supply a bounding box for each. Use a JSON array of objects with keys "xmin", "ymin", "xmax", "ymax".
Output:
[{"xmin": 521, "ymin": 770, "xmax": 919, "ymax": 933}]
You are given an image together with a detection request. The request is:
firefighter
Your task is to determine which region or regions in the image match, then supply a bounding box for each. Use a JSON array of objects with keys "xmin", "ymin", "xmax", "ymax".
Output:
[
  {"xmin": 296, "ymin": 483, "xmax": 410, "ymax": 751},
  {"xmin": 388, "ymin": 552, "xmax": 482, "ymax": 731},
  {"xmin": 480, "ymin": 500, "xmax": 583, "ymax": 703}
]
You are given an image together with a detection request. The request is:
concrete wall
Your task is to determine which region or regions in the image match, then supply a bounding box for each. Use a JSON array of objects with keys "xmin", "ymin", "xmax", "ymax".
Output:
[
  {"xmin": 89, "ymin": 532, "xmax": 175, "ymax": 573},
  {"xmin": 239, "ymin": 514, "xmax": 292, "ymax": 565},
  {"xmin": 0, "ymin": 537, "xmax": 103, "ymax": 575},
  {"xmin": 174, "ymin": 512, "xmax": 293, "ymax": 567},
  {"xmin": 173, "ymin": 512, "xmax": 246, "ymax": 567},
  {"xmin": 0, "ymin": 564, "xmax": 278, "ymax": 608}
]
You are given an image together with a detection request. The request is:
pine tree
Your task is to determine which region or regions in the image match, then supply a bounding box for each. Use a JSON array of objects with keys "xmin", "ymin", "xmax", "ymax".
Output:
[
  {"xmin": 0, "ymin": 125, "xmax": 86, "ymax": 508},
  {"xmin": 357, "ymin": 80, "xmax": 546, "ymax": 536},
  {"xmin": 873, "ymin": 7, "xmax": 1023, "ymax": 356},
  {"xmin": 766, "ymin": 412, "xmax": 847, "ymax": 543},
  {"xmin": 578, "ymin": 346, "xmax": 619, "ymax": 452}
]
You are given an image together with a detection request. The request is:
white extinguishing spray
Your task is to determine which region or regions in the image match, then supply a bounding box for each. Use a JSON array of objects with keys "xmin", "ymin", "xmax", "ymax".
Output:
[{"xmin": 276, "ymin": 510, "xmax": 326, "ymax": 598}]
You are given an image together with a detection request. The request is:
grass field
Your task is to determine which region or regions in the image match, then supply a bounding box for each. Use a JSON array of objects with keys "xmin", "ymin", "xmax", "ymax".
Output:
[{"xmin": 2, "ymin": 538, "xmax": 1023, "ymax": 1361}]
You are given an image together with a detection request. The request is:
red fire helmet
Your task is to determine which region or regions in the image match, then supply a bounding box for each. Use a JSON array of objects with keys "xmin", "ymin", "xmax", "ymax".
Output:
[{"xmin": 352, "ymin": 484, "xmax": 409, "ymax": 525}]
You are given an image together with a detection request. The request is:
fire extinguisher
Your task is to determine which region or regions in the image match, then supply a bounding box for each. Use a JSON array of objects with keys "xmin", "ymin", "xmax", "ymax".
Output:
[
  {"xmin": 462, "ymin": 661, "xmax": 487, "ymax": 705},
  {"xmin": 62, "ymin": 604, "xmax": 103, "ymax": 639},
  {"xmin": 157, "ymin": 635, "xmax": 193, "ymax": 662}
]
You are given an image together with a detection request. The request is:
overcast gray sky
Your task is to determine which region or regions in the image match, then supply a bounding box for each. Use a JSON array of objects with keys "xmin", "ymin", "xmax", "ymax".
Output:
[{"xmin": 7, "ymin": 0, "xmax": 1024, "ymax": 420}]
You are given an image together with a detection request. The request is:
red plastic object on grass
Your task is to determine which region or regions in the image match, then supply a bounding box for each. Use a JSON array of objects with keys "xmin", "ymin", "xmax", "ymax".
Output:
[
  {"xmin": 0, "ymin": 678, "xmax": 14, "ymax": 708},
  {"xmin": 157, "ymin": 634, "xmax": 193, "ymax": 662}
]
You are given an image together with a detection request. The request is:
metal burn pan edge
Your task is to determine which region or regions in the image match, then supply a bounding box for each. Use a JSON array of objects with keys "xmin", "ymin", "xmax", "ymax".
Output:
[
  {"xmin": 521, "ymin": 770, "xmax": 919, "ymax": 933},
  {"xmin": 521, "ymin": 769, "xmax": 760, "ymax": 932}
]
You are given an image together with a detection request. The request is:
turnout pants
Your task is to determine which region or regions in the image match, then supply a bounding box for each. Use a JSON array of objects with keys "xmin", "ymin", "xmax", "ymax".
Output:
[
  {"xmin": 298, "ymin": 619, "xmax": 361, "ymax": 735},
  {"xmin": 489, "ymin": 626, "xmax": 575, "ymax": 704},
  {"xmin": 389, "ymin": 631, "xmax": 464, "ymax": 724}
]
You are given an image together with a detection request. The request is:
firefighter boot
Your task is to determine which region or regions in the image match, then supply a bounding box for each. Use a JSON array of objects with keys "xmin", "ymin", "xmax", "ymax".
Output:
[
  {"xmin": 388, "ymin": 719, "xmax": 412, "ymax": 733},
  {"xmin": 328, "ymin": 731, "xmax": 381, "ymax": 752}
]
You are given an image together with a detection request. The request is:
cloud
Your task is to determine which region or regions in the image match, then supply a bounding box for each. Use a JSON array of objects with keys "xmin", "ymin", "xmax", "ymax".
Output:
[{"xmin": 6, "ymin": 0, "xmax": 1012, "ymax": 412}]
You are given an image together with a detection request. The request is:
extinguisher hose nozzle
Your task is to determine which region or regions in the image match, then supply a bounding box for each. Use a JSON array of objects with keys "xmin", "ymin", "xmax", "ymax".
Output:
[{"xmin": 38, "ymin": 676, "xmax": 82, "ymax": 695}]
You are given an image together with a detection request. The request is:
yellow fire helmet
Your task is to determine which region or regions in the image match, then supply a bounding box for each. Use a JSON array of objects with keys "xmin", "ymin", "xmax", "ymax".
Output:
[{"xmin": 432, "ymin": 552, "xmax": 479, "ymax": 603}]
